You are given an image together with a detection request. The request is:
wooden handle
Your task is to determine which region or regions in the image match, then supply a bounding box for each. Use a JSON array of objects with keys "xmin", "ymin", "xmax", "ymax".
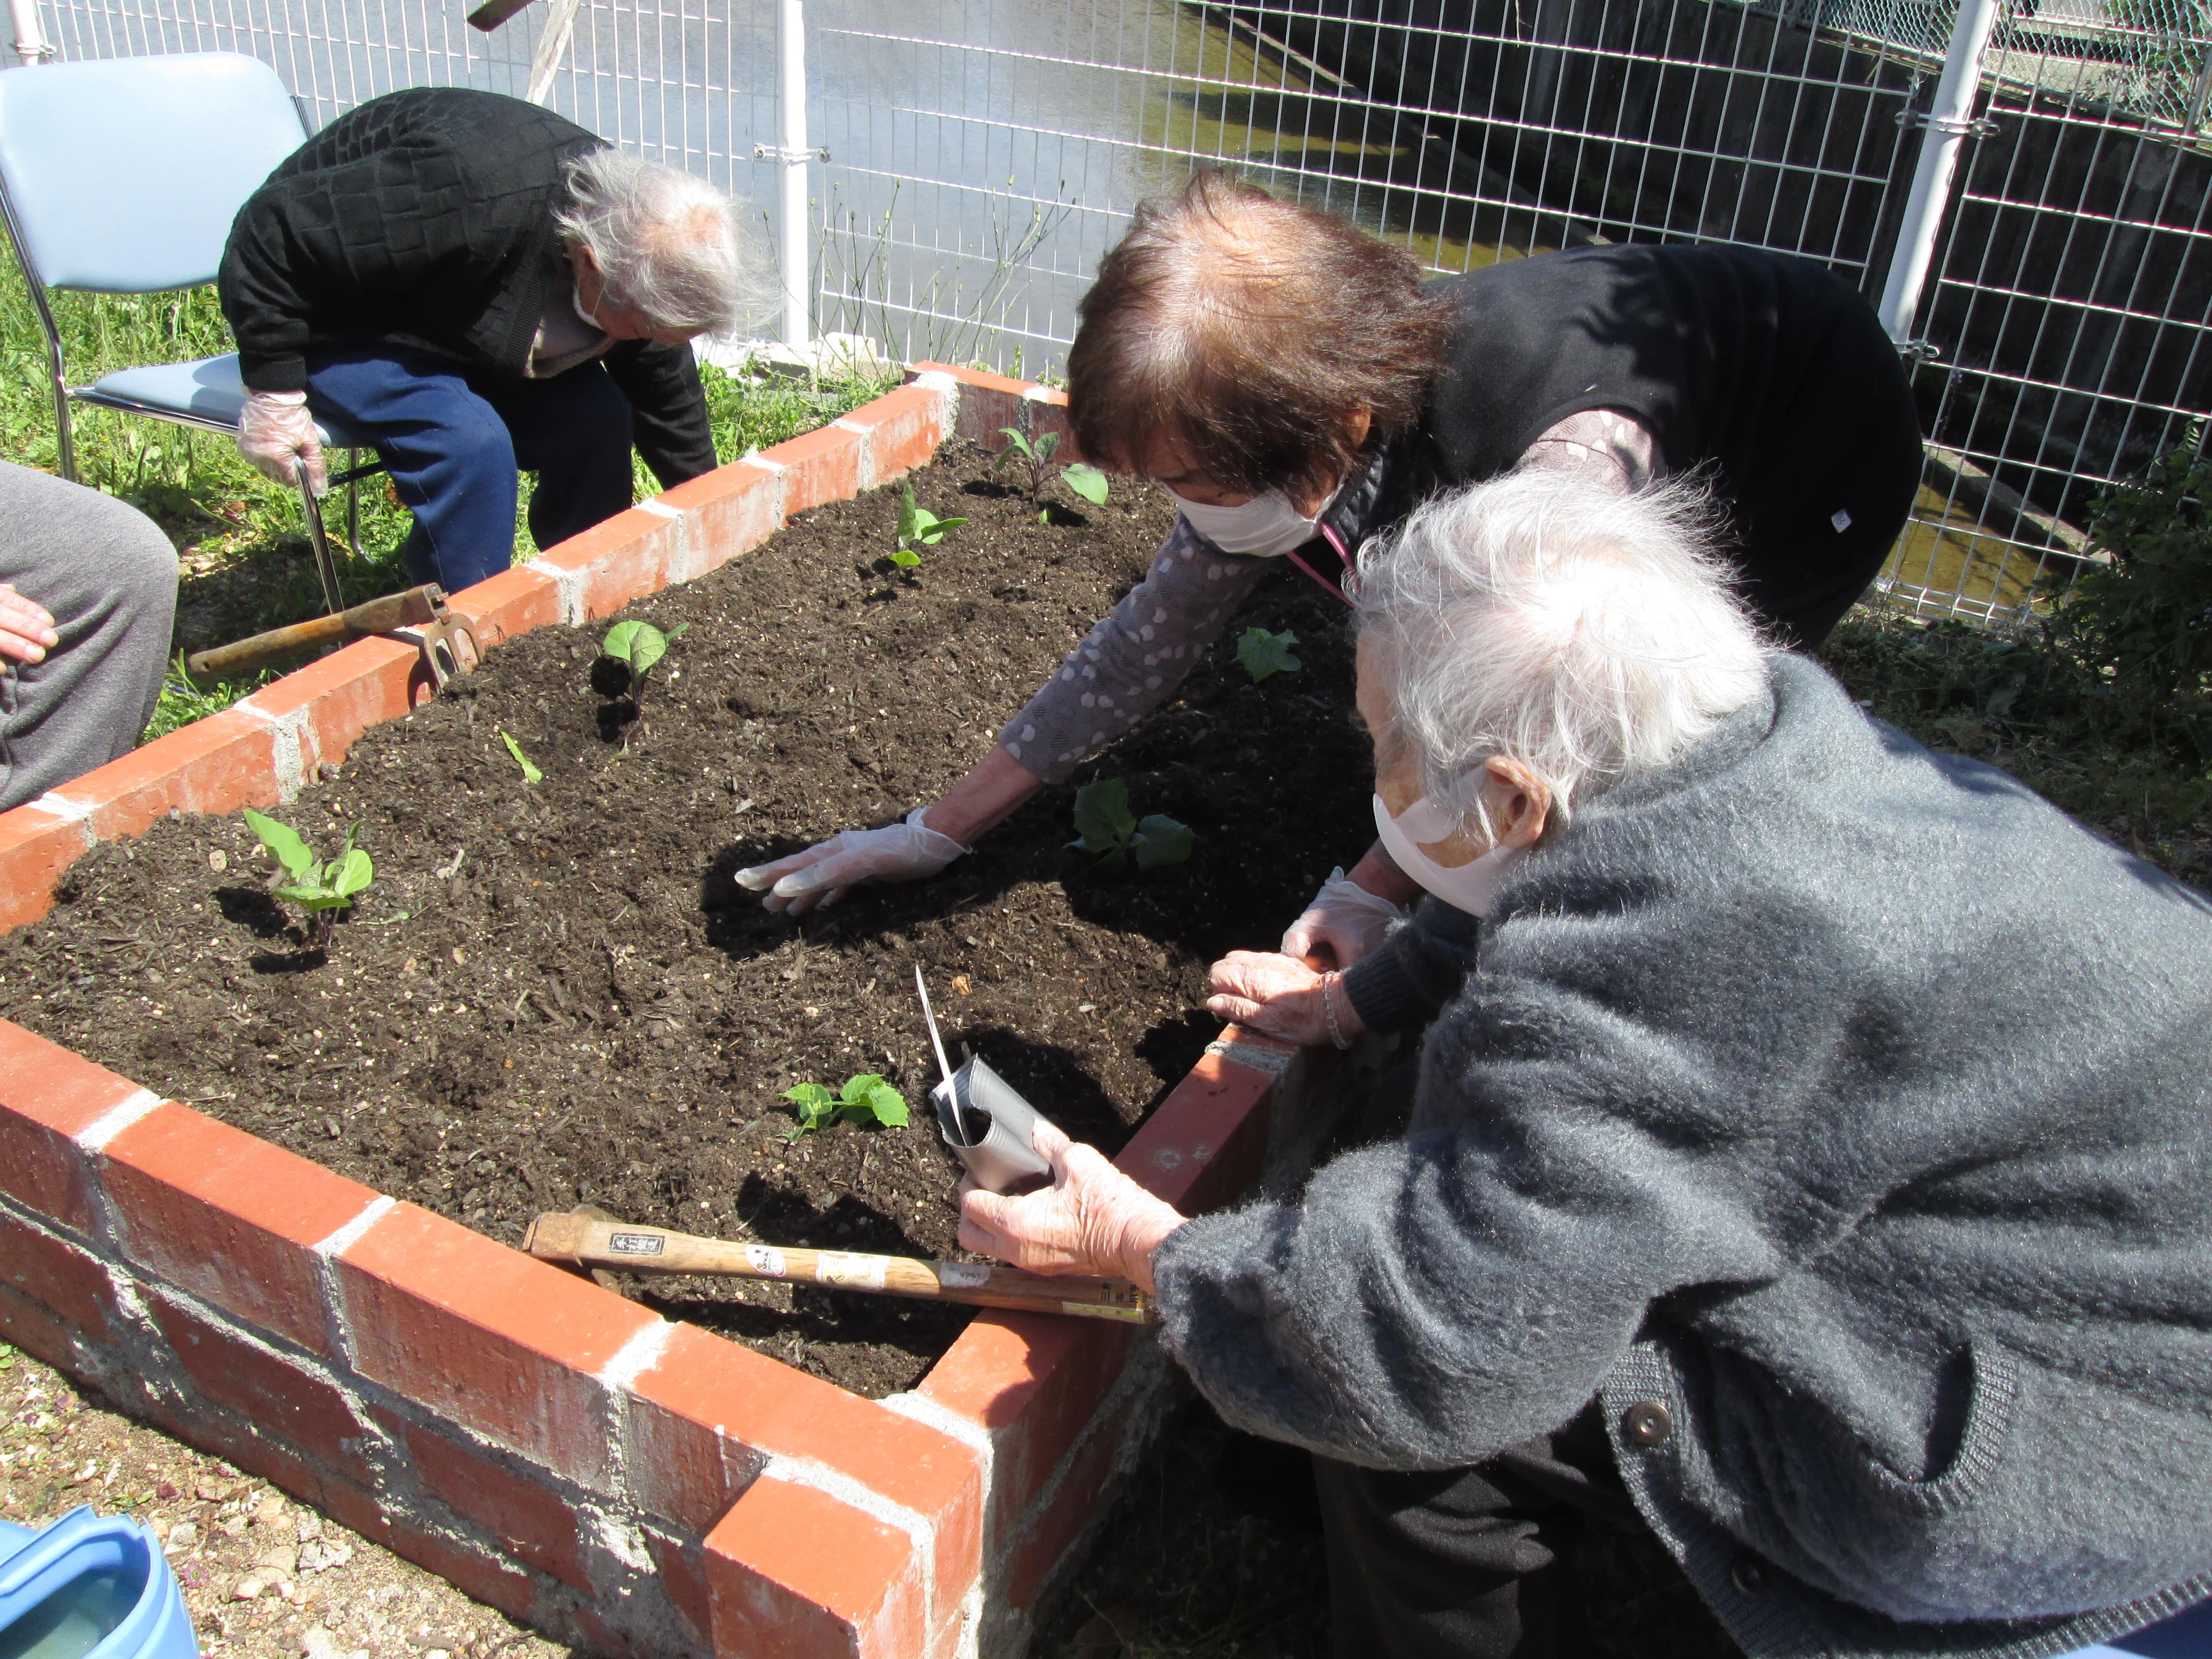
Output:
[
  {"xmin": 187, "ymin": 585, "xmax": 447, "ymax": 682},
  {"xmin": 524, "ymin": 1212, "xmax": 1156, "ymax": 1324}
]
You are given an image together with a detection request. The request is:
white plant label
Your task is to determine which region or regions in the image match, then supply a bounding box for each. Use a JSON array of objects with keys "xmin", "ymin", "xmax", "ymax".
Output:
[
  {"xmin": 815, "ymin": 1251, "xmax": 888, "ymax": 1290},
  {"xmin": 937, "ymin": 1262, "xmax": 992, "ymax": 1288},
  {"xmin": 744, "ymin": 1244, "xmax": 787, "ymax": 1278}
]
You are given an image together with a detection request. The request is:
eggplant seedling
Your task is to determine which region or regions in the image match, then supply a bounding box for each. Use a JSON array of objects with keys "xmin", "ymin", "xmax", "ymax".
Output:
[
  {"xmin": 1237, "ymin": 627, "xmax": 1302, "ymax": 684},
  {"xmin": 1070, "ymin": 778, "xmax": 1193, "ymax": 871},
  {"xmin": 599, "ymin": 619, "xmax": 690, "ymax": 748},
  {"xmin": 781, "ymin": 1072, "xmax": 911, "ymax": 1138},
  {"xmin": 243, "ymin": 808, "xmax": 375, "ymax": 950},
  {"xmin": 891, "ymin": 481, "xmax": 967, "ymax": 569},
  {"xmin": 996, "ymin": 427, "xmax": 1109, "ymax": 520}
]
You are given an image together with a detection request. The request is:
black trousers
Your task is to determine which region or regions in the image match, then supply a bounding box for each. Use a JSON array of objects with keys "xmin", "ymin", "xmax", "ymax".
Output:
[{"xmin": 1314, "ymin": 1402, "xmax": 1641, "ymax": 1659}]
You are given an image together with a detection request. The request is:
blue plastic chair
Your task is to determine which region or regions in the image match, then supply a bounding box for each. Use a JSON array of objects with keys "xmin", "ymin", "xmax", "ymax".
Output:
[
  {"xmin": 0, "ymin": 51, "xmax": 376, "ymax": 611},
  {"xmin": 0, "ymin": 1506, "xmax": 198, "ymax": 1659},
  {"xmin": 2062, "ymin": 1597, "xmax": 2212, "ymax": 1657}
]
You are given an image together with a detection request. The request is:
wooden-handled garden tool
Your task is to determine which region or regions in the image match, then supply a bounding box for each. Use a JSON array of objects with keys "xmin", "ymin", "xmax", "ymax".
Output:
[
  {"xmin": 523, "ymin": 1209, "xmax": 1157, "ymax": 1325},
  {"xmin": 185, "ymin": 582, "xmax": 480, "ymax": 689}
]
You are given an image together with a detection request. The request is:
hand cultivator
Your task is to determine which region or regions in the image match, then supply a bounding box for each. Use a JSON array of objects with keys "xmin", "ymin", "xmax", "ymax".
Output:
[
  {"xmin": 185, "ymin": 580, "xmax": 481, "ymax": 689},
  {"xmin": 524, "ymin": 1209, "xmax": 1156, "ymax": 1324}
]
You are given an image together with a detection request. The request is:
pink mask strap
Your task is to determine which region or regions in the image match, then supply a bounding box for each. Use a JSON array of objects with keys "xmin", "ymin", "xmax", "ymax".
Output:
[{"xmin": 1286, "ymin": 524, "xmax": 1356, "ymax": 608}]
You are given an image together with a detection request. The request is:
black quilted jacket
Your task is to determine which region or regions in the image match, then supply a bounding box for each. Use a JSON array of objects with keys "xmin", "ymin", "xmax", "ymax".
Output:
[{"xmin": 218, "ymin": 88, "xmax": 716, "ymax": 487}]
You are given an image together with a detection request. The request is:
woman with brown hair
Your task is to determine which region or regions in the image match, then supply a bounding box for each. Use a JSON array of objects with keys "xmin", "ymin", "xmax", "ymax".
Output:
[{"xmin": 735, "ymin": 173, "xmax": 1923, "ymax": 1025}]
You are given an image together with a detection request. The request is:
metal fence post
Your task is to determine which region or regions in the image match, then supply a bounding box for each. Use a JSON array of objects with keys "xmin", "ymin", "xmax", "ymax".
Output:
[
  {"xmin": 1878, "ymin": 0, "xmax": 2004, "ymax": 347},
  {"xmin": 9, "ymin": 0, "xmax": 53, "ymax": 63},
  {"xmin": 771, "ymin": 0, "xmax": 811, "ymax": 351}
]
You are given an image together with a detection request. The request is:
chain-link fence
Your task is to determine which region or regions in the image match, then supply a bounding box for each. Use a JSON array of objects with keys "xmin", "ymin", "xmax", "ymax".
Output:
[{"xmin": 15, "ymin": 0, "xmax": 2212, "ymax": 625}]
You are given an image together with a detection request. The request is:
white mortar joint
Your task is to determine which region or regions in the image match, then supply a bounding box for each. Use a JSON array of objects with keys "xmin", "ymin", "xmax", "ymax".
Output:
[
  {"xmin": 75, "ymin": 1089, "xmax": 161, "ymax": 1152},
  {"xmin": 522, "ymin": 558, "xmax": 590, "ymax": 627}
]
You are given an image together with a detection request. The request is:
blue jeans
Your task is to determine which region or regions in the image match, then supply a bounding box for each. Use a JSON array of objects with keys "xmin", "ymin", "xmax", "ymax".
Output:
[{"xmin": 304, "ymin": 348, "xmax": 637, "ymax": 592}]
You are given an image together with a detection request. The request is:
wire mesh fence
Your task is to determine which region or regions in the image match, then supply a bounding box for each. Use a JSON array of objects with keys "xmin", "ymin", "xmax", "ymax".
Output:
[{"xmin": 14, "ymin": 0, "xmax": 2212, "ymax": 625}]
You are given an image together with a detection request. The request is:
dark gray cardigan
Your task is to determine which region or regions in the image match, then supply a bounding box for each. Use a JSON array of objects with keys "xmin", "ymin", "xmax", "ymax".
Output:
[{"xmin": 1154, "ymin": 654, "xmax": 2212, "ymax": 1659}]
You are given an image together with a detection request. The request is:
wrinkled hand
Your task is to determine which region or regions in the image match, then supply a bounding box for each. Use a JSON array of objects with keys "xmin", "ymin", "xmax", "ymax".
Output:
[
  {"xmin": 237, "ymin": 390, "xmax": 327, "ymax": 495},
  {"xmin": 1280, "ymin": 865, "xmax": 1407, "ymax": 966},
  {"xmin": 959, "ymin": 1121, "xmax": 1185, "ymax": 1293},
  {"xmin": 0, "ymin": 585, "xmax": 59, "ymax": 665},
  {"xmin": 734, "ymin": 806, "xmax": 967, "ymax": 914},
  {"xmin": 1208, "ymin": 950, "xmax": 1361, "ymax": 1049}
]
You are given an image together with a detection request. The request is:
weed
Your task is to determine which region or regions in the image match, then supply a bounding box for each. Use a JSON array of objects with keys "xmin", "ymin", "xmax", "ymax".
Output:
[
  {"xmin": 891, "ymin": 480, "xmax": 968, "ymax": 569},
  {"xmin": 781, "ymin": 1072, "xmax": 910, "ymax": 1136},
  {"xmin": 1070, "ymin": 778, "xmax": 1193, "ymax": 871},
  {"xmin": 242, "ymin": 808, "xmax": 373, "ymax": 951},
  {"xmin": 499, "ymin": 730, "xmax": 543, "ymax": 784},
  {"xmin": 1237, "ymin": 627, "xmax": 1301, "ymax": 684}
]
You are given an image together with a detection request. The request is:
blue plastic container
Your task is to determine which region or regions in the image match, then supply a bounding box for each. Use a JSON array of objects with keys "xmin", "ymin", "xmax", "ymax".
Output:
[
  {"xmin": 2066, "ymin": 1596, "xmax": 2212, "ymax": 1657},
  {"xmin": 0, "ymin": 1507, "xmax": 198, "ymax": 1659}
]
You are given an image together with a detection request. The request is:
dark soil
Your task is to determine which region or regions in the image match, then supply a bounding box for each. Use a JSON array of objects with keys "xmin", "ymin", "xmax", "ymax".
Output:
[{"xmin": 0, "ymin": 443, "xmax": 1375, "ymax": 1399}]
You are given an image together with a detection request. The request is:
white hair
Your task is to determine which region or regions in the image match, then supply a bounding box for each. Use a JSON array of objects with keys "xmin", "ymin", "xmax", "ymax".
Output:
[
  {"xmin": 554, "ymin": 149, "xmax": 766, "ymax": 337},
  {"xmin": 1354, "ymin": 468, "xmax": 1771, "ymax": 832}
]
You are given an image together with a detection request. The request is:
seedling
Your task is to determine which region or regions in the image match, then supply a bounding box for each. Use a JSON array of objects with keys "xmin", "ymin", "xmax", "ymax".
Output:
[
  {"xmin": 242, "ymin": 808, "xmax": 375, "ymax": 950},
  {"xmin": 600, "ymin": 620, "xmax": 690, "ymax": 703},
  {"xmin": 499, "ymin": 730, "xmax": 543, "ymax": 783},
  {"xmin": 996, "ymin": 427, "xmax": 1110, "ymax": 520},
  {"xmin": 892, "ymin": 481, "xmax": 967, "ymax": 569},
  {"xmin": 1237, "ymin": 627, "xmax": 1302, "ymax": 684},
  {"xmin": 781, "ymin": 1072, "xmax": 911, "ymax": 1138},
  {"xmin": 1070, "ymin": 778, "xmax": 1193, "ymax": 871}
]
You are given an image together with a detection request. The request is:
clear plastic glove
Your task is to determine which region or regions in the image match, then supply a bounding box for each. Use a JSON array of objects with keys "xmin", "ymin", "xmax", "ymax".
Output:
[
  {"xmin": 733, "ymin": 805, "xmax": 967, "ymax": 915},
  {"xmin": 1280, "ymin": 865, "xmax": 1408, "ymax": 967},
  {"xmin": 958, "ymin": 1120, "xmax": 1185, "ymax": 1293},
  {"xmin": 237, "ymin": 390, "xmax": 327, "ymax": 495},
  {"xmin": 1208, "ymin": 950, "xmax": 1363, "ymax": 1050}
]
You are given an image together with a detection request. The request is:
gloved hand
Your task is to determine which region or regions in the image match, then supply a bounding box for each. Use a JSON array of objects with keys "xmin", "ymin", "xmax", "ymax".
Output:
[
  {"xmin": 1208, "ymin": 949, "xmax": 1364, "ymax": 1049},
  {"xmin": 1280, "ymin": 866, "xmax": 1408, "ymax": 966},
  {"xmin": 959, "ymin": 1120, "xmax": 1186, "ymax": 1292},
  {"xmin": 237, "ymin": 390, "xmax": 327, "ymax": 496},
  {"xmin": 734, "ymin": 805, "xmax": 967, "ymax": 914}
]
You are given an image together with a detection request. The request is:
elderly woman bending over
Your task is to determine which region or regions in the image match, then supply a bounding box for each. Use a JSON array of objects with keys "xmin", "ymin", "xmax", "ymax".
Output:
[{"xmin": 962, "ymin": 469, "xmax": 2212, "ymax": 1659}]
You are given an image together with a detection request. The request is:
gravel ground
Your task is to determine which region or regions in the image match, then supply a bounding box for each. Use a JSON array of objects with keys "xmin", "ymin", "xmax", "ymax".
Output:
[{"xmin": 0, "ymin": 1342, "xmax": 573, "ymax": 1659}]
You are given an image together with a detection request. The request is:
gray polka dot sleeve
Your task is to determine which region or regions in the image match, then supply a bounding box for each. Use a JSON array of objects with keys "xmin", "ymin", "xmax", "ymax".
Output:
[{"xmin": 997, "ymin": 516, "xmax": 1274, "ymax": 783}]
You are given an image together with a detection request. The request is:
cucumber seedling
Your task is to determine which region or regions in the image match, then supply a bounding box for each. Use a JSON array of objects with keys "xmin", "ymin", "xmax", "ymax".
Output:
[
  {"xmin": 781, "ymin": 1072, "xmax": 911, "ymax": 1138},
  {"xmin": 1070, "ymin": 777, "xmax": 1193, "ymax": 871},
  {"xmin": 995, "ymin": 427, "xmax": 1109, "ymax": 521},
  {"xmin": 891, "ymin": 481, "xmax": 967, "ymax": 570},
  {"xmin": 243, "ymin": 808, "xmax": 375, "ymax": 951},
  {"xmin": 1237, "ymin": 626, "xmax": 1301, "ymax": 684}
]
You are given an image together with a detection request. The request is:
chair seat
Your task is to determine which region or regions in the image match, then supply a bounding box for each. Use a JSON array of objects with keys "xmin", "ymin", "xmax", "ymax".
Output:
[{"xmin": 75, "ymin": 354, "xmax": 371, "ymax": 450}]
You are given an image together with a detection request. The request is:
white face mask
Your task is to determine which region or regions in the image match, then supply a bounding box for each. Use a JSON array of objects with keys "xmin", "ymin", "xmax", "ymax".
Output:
[
  {"xmin": 1372, "ymin": 793, "xmax": 1527, "ymax": 919},
  {"xmin": 1171, "ymin": 483, "xmax": 1338, "ymax": 558}
]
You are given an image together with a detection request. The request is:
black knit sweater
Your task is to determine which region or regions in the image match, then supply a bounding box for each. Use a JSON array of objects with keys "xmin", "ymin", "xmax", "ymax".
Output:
[{"xmin": 218, "ymin": 88, "xmax": 715, "ymax": 486}]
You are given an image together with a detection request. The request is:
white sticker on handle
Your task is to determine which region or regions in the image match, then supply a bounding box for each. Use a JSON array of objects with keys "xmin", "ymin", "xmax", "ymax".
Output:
[
  {"xmin": 815, "ymin": 1252, "xmax": 888, "ymax": 1289},
  {"xmin": 744, "ymin": 1244, "xmax": 788, "ymax": 1278},
  {"xmin": 937, "ymin": 1262, "xmax": 991, "ymax": 1288}
]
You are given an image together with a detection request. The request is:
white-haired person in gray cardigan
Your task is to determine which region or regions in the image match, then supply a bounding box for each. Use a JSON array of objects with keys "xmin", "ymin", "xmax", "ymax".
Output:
[{"xmin": 958, "ymin": 468, "xmax": 2212, "ymax": 1659}]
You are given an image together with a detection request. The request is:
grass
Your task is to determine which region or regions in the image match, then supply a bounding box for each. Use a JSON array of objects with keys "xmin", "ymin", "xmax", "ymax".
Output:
[{"xmin": 0, "ymin": 253, "xmax": 895, "ymax": 744}]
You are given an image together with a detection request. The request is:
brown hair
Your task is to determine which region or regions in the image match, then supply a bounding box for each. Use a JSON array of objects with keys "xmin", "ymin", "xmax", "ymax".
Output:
[{"xmin": 1067, "ymin": 172, "xmax": 1455, "ymax": 498}]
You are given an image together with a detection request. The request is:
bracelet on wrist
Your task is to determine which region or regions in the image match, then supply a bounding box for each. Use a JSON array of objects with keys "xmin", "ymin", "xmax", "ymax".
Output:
[{"xmin": 1321, "ymin": 971, "xmax": 1353, "ymax": 1051}]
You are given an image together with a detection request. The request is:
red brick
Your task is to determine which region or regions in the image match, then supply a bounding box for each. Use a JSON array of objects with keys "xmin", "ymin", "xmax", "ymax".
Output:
[
  {"xmin": 759, "ymin": 424, "xmax": 865, "ymax": 519},
  {"xmin": 0, "ymin": 1279, "xmax": 79, "ymax": 1368},
  {"xmin": 534, "ymin": 505, "xmax": 685, "ymax": 620},
  {"xmin": 447, "ymin": 565, "xmax": 563, "ymax": 651},
  {"xmin": 908, "ymin": 361, "xmax": 1034, "ymax": 401},
  {"xmin": 317, "ymin": 1468, "xmax": 397, "ymax": 1551},
  {"xmin": 148, "ymin": 1293, "xmax": 373, "ymax": 1479},
  {"xmin": 103, "ymin": 1103, "xmax": 377, "ymax": 1353},
  {"xmin": 0, "ymin": 803, "xmax": 94, "ymax": 933},
  {"xmin": 625, "ymin": 1323, "xmax": 982, "ymax": 1621},
  {"xmin": 334, "ymin": 1202, "xmax": 661, "ymax": 1488},
  {"xmin": 833, "ymin": 384, "xmax": 953, "ymax": 487},
  {"xmin": 239, "ymin": 637, "xmax": 418, "ymax": 775},
  {"xmin": 0, "ymin": 1018, "xmax": 145, "ymax": 1227},
  {"xmin": 704, "ymin": 1476, "xmax": 924, "ymax": 1659},
  {"xmin": 383, "ymin": 1520, "xmax": 538, "ymax": 1626},
  {"xmin": 393, "ymin": 1415, "xmax": 587, "ymax": 1591},
  {"xmin": 0, "ymin": 1208, "xmax": 113, "ymax": 1338},
  {"xmin": 138, "ymin": 1376, "xmax": 346, "ymax": 1513},
  {"xmin": 916, "ymin": 1313, "xmax": 1133, "ymax": 1528},
  {"xmin": 997, "ymin": 1390, "xmax": 1137, "ymax": 1612},
  {"xmin": 656, "ymin": 460, "xmax": 783, "ymax": 580},
  {"xmin": 1115, "ymin": 1040, "xmax": 1282, "ymax": 1214},
  {"xmin": 46, "ymin": 708, "xmax": 279, "ymax": 840},
  {"xmin": 646, "ymin": 1529, "xmax": 715, "ymax": 1651}
]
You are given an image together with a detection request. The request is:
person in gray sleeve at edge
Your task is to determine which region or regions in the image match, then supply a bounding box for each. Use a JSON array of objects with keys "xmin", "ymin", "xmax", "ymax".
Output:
[
  {"xmin": 734, "ymin": 169, "xmax": 1924, "ymax": 1032},
  {"xmin": 956, "ymin": 467, "xmax": 2212, "ymax": 1659}
]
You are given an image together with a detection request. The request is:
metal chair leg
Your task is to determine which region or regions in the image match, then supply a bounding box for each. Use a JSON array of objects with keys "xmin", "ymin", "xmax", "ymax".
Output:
[{"xmin": 296, "ymin": 463, "xmax": 343, "ymax": 616}]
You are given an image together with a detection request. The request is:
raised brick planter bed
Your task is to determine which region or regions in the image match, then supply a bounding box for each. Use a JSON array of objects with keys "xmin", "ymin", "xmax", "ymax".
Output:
[{"xmin": 0, "ymin": 368, "xmax": 1317, "ymax": 1659}]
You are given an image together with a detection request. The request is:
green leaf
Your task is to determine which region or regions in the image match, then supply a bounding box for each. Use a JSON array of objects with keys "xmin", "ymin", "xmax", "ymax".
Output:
[
  {"xmin": 896, "ymin": 481, "xmax": 926, "ymax": 545},
  {"xmin": 1034, "ymin": 431, "xmax": 1060, "ymax": 464},
  {"xmin": 888, "ymin": 548, "xmax": 921, "ymax": 569},
  {"xmin": 914, "ymin": 514, "xmax": 968, "ymax": 546},
  {"xmin": 1061, "ymin": 462, "xmax": 1110, "ymax": 505},
  {"xmin": 500, "ymin": 730, "xmax": 543, "ymax": 784},
  {"xmin": 1131, "ymin": 814, "xmax": 1195, "ymax": 869},
  {"xmin": 1236, "ymin": 627, "xmax": 1302, "ymax": 684},
  {"xmin": 328, "ymin": 847, "xmax": 374, "ymax": 900},
  {"xmin": 601, "ymin": 619, "xmax": 646, "ymax": 663},
  {"xmin": 243, "ymin": 808, "xmax": 317, "ymax": 882},
  {"xmin": 1070, "ymin": 777, "xmax": 1138, "ymax": 854},
  {"xmin": 837, "ymin": 1073, "xmax": 910, "ymax": 1130},
  {"xmin": 996, "ymin": 427, "xmax": 1034, "ymax": 460},
  {"xmin": 781, "ymin": 1082, "xmax": 836, "ymax": 1132},
  {"xmin": 276, "ymin": 884, "xmax": 347, "ymax": 913}
]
